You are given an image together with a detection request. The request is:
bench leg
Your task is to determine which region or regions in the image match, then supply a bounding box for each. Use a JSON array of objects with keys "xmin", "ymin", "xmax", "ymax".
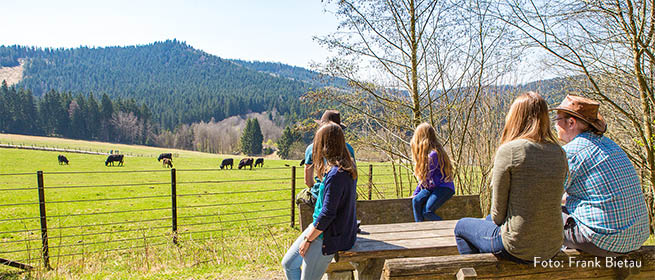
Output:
[
  {"xmin": 327, "ymin": 270, "xmax": 354, "ymax": 280},
  {"xmin": 352, "ymin": 258, "xmax": 385, "ymax": 280}
]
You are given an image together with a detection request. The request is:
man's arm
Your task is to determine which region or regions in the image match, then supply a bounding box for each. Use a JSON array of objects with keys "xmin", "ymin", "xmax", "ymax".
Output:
[{"xmin": 304, "ymin": 164, "xmax": 315, "ymax": 188}]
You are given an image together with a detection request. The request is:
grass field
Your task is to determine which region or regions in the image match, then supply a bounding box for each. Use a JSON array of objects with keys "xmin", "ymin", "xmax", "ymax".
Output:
[
  {"xmin": 2, "ymin": 133, "xmax": 651, "ymax": 279},
  {"xmin": 0, "ymin": 133, "xmax": 404, "ymax": 279}
]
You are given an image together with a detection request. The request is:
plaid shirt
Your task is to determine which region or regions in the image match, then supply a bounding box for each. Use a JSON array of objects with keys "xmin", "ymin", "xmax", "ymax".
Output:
[{"xmin": 564, "ymin": 132, "xmax": 650, "ymax": 253}]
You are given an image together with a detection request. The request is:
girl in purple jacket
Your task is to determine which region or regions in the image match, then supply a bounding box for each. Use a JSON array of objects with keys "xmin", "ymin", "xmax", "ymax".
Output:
[{"xmin": 411, "ymin": 123, "xmax": 455, "ymax": 222}]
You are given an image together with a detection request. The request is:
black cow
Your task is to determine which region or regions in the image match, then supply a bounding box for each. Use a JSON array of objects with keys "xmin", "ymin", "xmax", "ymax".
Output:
[
  {"xmin": 58, "ymin": 155, "xmax": 69, "ymax": 165},
  {"xmin": 238, "ymin": 158, "xmax": 254, "ymax": 170},
  {"xmin": 220, "ymin": 158, "xmax": 234, "ymax": 169},
  {"xmin": 105, "ymin": 154, "xmax": 124, "ymax": 166},
  {"xmin": 299, "ymin": 159, "xmax": 305, "ymax": 166},
  {"xmin": 254, "ymin": 158, "xmax": 264, "ymax": 168},
  {"xmin": 157, "ymin": 153, "xmax": 172, "ymax": 162}
]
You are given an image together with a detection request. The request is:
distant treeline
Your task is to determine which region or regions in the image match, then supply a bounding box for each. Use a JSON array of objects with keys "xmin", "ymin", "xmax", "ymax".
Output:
[
  {"xmin": 0, "ymin": 81, "xmax": 155, "ymax": 145},
  {"xmin": 0, "ymin": 40, "xmax": 313, "ymax": 130}
]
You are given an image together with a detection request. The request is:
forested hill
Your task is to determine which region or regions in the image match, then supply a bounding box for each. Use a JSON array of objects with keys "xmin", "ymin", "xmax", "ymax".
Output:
[
  {"xmin": 0, "ymin": 40, "xmax": 320, "ymax": 129},
  {"xmin": 230, "ymin": 59, "xmax": 349, "ymax": 88}
]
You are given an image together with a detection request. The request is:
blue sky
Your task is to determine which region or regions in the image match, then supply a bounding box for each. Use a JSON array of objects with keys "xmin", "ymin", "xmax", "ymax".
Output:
[{"xmin": 0, "ymin": 0, "xmax": 339, "ymax": 68}]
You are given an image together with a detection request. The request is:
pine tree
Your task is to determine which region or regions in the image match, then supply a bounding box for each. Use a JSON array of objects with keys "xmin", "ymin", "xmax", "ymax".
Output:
[
  {"xmin": 240, "ymin": 119, "xmax": 254, "ymax": 155},
  {"xmin": 100, "ymin": 93, "xmax": 114, "ymax": 141},
  {"xmin": 251, "ymin": 118, "xmax": 263, "ymax": 155},
  {"xmin": 277, "ymin": 126, "xmax": 300, "ymax": 159},
  {"xmin": 240, "ymin": 118, "xmax": 263, "ymax": 155}
]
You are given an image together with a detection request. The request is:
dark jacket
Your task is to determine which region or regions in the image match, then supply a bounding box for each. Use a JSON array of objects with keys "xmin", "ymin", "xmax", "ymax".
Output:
[{"xmin": 313, "ymin": 166, "xmax": 358, "ymax": 255}]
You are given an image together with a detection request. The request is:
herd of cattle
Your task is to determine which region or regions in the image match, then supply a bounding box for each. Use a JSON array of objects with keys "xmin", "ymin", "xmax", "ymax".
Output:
[
  {"xmin": 219, "ymin": 157, "xmax": 264, "ymax": 169},
  {"xmin": 57, "ymin": 152, "xmax": 266, "ymax": 170}
]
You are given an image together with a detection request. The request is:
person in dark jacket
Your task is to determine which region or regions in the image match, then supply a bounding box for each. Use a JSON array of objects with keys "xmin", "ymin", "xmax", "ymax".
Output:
[{"xmin": 282, "ymin": 122, "xmax": 358, "ymax": 280}]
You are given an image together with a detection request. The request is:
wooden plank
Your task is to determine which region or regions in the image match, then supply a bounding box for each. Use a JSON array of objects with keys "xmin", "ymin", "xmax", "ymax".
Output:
[
  {"xmin": 297, "ymin": 195, "xmax": 481, "ymax": 230},
  {"xmin": 359, "ymin": 220, "xmax": 457, "ymax": 234},
  {"xmin": 383, "ymin": 247, "xmax": 655, "ymax": 280},
  {"xmin": 354, "ymin": 232, "xmax": 453, "ymax": 242},
  {"xmin": 339, "ymin": 236, "xmax": 458, "ymax": 262}
]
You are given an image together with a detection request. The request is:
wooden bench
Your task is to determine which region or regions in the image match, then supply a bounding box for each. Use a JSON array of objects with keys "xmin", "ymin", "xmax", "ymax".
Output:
[
  {"xmin": 297, "ymin": 195, "xmax": 482, "ymax": 280},
  {"xmin": 297, "ymin": 195, "xmax": 482, "ymax": 231},
  {"xmin": 382, "ymin": 246, "xmax": 655, "ymax": 279}
]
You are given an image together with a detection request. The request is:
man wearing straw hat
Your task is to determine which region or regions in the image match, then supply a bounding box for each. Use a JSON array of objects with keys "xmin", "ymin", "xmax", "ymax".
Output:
[{"xmin": 551, "ymin": 95, "xmax": 649, "ymax": 257}]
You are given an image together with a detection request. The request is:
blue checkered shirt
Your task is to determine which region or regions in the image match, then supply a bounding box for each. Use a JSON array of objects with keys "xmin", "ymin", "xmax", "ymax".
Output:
[{"xmin": 564, "ymin": 132, "xmax": 650, "ymax": 253}]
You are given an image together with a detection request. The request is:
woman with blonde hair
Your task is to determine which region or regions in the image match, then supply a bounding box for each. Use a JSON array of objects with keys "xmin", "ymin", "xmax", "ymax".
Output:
[
  {"xmin": 282, "ymin": 122, "xmax": 358, "ymax": 280},
  {"xmin": 410, "ymin": 123, "xmax": 455, "ymax": 222},
  {"xmin": 454, "ymin": 92, "xmax": 568, "ymax": 263}
]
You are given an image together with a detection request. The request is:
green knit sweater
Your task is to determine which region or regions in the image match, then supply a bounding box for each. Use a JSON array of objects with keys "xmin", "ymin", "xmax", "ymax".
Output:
[{"xmin": 490, "ymin": 139, "xmax": 568, "ymax": 261}]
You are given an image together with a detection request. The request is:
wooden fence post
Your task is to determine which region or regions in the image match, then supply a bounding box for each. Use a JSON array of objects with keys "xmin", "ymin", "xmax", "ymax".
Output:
[
  {"xmin": 368, "ymin": 164, "xmax": 373, "ymax": 200},
  {"xmin": 291, "ymin": 166, "xmax": 296, "ymax": 227},
  {"xmin": 36, "ymin": 171, "xmax": 51, "ymax": 270},
  {"xmin": 171, "ymin": 168, "xmax": 178, "ymax": 244}
]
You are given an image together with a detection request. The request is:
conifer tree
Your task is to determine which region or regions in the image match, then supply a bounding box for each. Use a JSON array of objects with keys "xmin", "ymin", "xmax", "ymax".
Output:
[
  {"xmin": 277, "ymin": 126, "xmax": 300, "ymax": 159},
  {"xmin": 240, "ymin": 118, "xmax": 263, "ymax": 155}
]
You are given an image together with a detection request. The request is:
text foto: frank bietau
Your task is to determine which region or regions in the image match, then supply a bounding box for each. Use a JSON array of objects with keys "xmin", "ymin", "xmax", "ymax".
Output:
[{"xmin": 533, "ymin": 256, "xmax": 642, "ymax": 269}]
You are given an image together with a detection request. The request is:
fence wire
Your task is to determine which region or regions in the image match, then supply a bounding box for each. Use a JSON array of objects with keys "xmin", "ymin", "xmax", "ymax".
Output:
[{"xmin": 0, "ymin": 164, "xmax": 400, "ymax": 270}]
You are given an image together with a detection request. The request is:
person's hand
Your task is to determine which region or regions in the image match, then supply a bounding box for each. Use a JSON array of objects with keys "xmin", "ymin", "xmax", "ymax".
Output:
[{"xmin": 299, "ymin": 239, "xmax": 311, "ymax": 257}]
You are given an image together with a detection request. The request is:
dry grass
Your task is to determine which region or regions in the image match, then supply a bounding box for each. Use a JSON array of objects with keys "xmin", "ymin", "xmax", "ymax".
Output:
[
  {"xmin": 1, "ymin": 223, "xmax": 298, "ymax": 280},
  {"xmin": 0, "ymin": 61, "xmax": 24, "ymax": 86}
]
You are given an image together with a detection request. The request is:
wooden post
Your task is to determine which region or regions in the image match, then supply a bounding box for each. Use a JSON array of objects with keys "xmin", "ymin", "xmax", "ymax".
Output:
[
  {"xmin": 368, "ymin": 164, "xmax": 373, "ymax": 200},
  {"xmin": 398, "ymin": 164, "xmax": 405, "ymax": 197},
  {"xmin": 457, "ymin": 268, "xmax": 478, "ymax": 280},
  {"xmin": 391, "ymin": 160, "xmax": 399, "ymax": 198},
  {"xmin": 291, "ymin": 166, "xmax": 296, "ymax": 227},
  {"xmin": 36, "ymin": 171, "xmax": 51, "ymax": 270},
  {"xmin": 171, "ymin": 168, "xmax": 178, "ymax": 244}
]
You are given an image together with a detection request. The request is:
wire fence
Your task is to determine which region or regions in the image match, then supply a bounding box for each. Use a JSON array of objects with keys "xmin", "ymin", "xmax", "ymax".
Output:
[{"xmin": 0, "ymin": 164, "xmax": 412, "ymax": 270}]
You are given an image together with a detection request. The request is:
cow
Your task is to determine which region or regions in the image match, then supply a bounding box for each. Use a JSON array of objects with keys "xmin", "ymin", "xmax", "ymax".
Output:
[
  {"xmin": 238, "ymin": 158, "xmax": 254, "ymax": 170},
  {"xmin": 105, "ymin": 154, "xmax": 124, "ymax": 166},
  {"xmin": 299, "ymin": 159, "xmax": 305, "ymax": 166},
  {"xmin": 220, "ymin": 158, "xmax": 234, "ymax": 169},
  {"xmin": 58, "ymin": 155, "xmax": 69, "ymax": 165},
  {"xmin": 254, "ymin": 158, "xmax": 264, "ymax": 168},
  {"xmin": 162, "ymin": 158, "xmax": 173, "ymax": 168},
  {"xmin": 157, "ymin": 153, "xmax": 172, "ymax": 162}
]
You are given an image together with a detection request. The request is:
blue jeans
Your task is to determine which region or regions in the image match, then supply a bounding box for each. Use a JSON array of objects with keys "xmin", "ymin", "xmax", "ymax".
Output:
[
  {"xmin": 281, "ymin": 226, "xmax": 335, "ymax": 280},
  {"xmin": 412, "ymin": 187, "xmax": 454, "ymax": 222},
  {"xmin": 454, "ymin": 215, "xmax": 529, "ymax": 263}
]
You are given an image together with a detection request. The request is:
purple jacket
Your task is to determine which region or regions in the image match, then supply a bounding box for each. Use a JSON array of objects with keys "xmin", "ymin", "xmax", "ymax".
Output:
[{"xmin": 413, "ymin": 150, "xmax": 455, "ymax": 196}]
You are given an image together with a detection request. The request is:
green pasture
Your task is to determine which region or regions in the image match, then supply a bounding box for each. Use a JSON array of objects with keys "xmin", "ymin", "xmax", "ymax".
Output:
[
  {"xmin": 0, "ymin": 133, "xmax": 220, "ymax": 159},
  {"xmin": 0, "ymin": 135, "xmax": 404, "ymax": 279}
]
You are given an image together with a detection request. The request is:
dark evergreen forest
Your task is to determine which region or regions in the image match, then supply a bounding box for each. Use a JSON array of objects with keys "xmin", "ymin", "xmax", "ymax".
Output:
[
  {"xmin": 0, "ymin": 40, "xmax": 317, "ymax": 130},
  {"xmin": 0, "ymin": 81, "xmax": 154, "ymax": 144}
]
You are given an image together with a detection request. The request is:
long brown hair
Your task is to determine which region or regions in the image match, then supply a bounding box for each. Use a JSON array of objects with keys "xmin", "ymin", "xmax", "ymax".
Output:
[
  {"xmin": 411, "ymin": 123, "xmax": 454, "ymax": 184},
  {"xmin": 313, "ymin": 122, "xmax": 357, "ymax": 181},
  {"xmin": 500, "ymin": 91, "xmax": 559, "ymax": 145}
]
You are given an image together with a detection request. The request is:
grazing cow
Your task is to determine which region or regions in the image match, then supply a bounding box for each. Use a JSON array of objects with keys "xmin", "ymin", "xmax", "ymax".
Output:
[
  {"xmin": 162, "ymin": 158, "xmax": 173, "ymax": 168},
  {"xmin": 157, "ymin": 153, "xmax": 172, "ymax": 162},
  {"xmin": 220, "ymin": 158, "xmax": 234, "ymax": 169},
  {"xmin": 238, "ymin": 158, "xmax": 254, "ymax": 170},
  {"xmin": 105, "ymin": 154, "xmax": 124, "ymax": 166},
  {"xmin": 254, "ymin": 158, "xmax": 264, "ymax": 168},
  {"xmin": 58, "ymin": 155, "xmax": 69, "ymax": 165},
  {"xmin": 299, "ymin": 159, "xmax": 305, "ymax": 166}
]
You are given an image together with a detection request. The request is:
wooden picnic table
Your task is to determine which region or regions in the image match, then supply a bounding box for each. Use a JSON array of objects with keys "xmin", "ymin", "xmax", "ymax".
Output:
[{"xmin": 334, "ymin": 220, "xmax": 459, "ymax": 280}]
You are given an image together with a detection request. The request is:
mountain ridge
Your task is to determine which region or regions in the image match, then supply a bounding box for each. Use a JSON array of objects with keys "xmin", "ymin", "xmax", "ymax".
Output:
[{"xmin": 0, "ymin": 40, "xmax": 326, "ymax": 129}]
